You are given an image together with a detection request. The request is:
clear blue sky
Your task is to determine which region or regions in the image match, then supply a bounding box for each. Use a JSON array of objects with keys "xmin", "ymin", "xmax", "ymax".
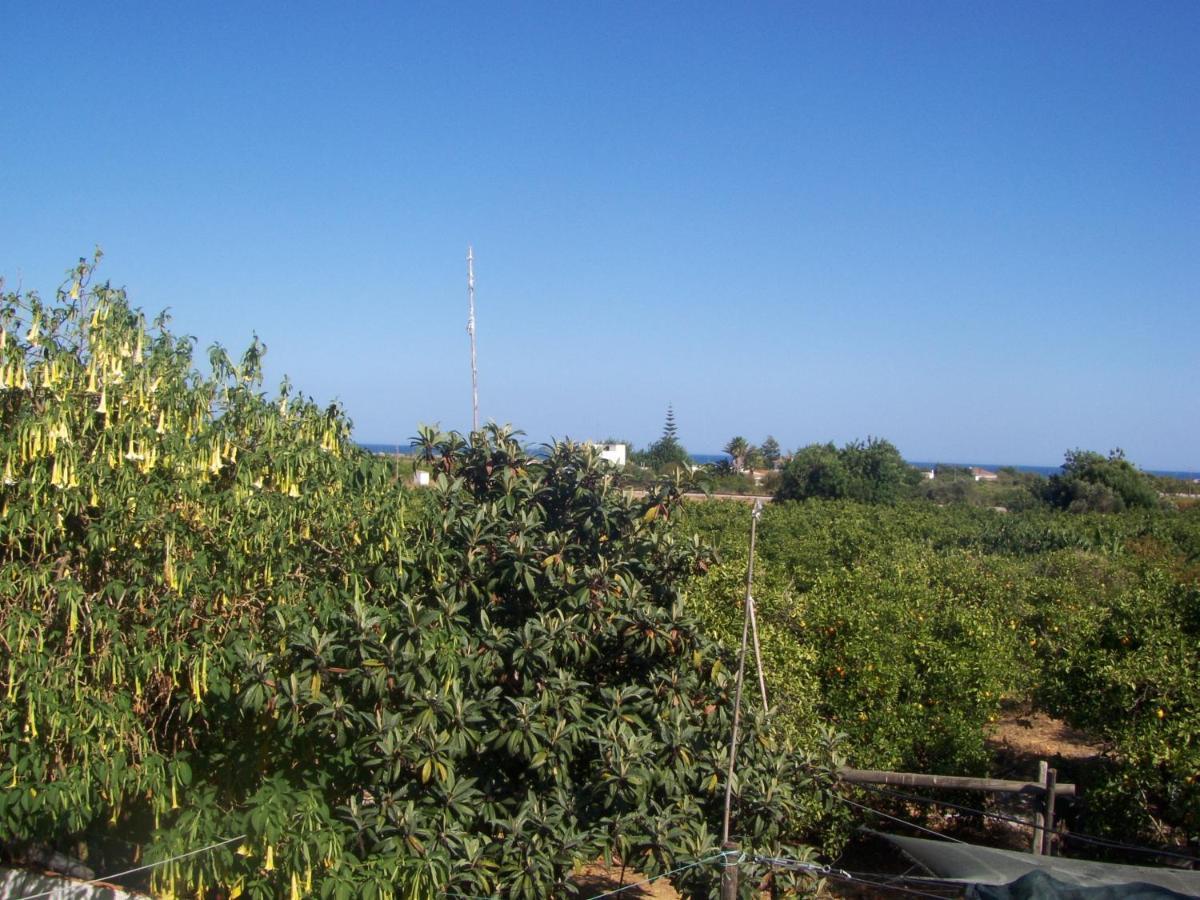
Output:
[{"xmin": 3, "ymin": 2, "xmax": 1197, "ymax": 469}]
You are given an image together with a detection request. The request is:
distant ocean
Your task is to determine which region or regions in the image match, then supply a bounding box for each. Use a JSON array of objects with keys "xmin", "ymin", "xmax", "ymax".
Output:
[
  {"xmin": 360, "ymin": 445, "xmax": 1198, "ymax": 482},
  {"xmin": 907, "ymin": 461, "xmax": 1200, "ymax": 481}
]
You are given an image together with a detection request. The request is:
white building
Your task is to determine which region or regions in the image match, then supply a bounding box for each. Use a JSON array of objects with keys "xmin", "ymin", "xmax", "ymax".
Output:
[{"xmin": 596, "ymin": 443, "xmax": 626, "ymax": 467}]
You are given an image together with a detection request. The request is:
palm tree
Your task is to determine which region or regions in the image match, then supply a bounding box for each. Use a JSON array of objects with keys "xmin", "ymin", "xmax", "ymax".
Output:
[{"xmin": 724, "ymin": 436, "xmax": 750, "ymax": 473}]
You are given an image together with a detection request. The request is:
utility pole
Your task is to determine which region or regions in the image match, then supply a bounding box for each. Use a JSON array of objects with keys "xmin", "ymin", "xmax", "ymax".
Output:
[{"xmin": 467, "ymin": 246, "xmax": 479, "ymax": 433}]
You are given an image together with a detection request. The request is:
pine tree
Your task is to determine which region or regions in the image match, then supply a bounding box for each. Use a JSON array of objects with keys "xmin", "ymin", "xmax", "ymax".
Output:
[
  {"xmin": 663, "ymin": 403, "xmax": 679, "ymax": 442},
  {"xmin": 761, "ymin": 435, "xmax": 781, "ymax": 469},
  {"xmin": 647, "ymin": 404, "xmax": 689, "ymax": 470}
]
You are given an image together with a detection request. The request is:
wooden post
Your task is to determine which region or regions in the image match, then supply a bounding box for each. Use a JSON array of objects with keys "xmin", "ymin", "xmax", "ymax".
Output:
[
  {"xmin": 1042, "ymin": 767, "xmax": 1058, "ymax": 856},
  {"xmin": 721, "ymin": 841, "xmax": 739, "ymax": 900},
  {"xmin": 1032, "ymin": 759, "xmax": 1048, "ymax": 855}
]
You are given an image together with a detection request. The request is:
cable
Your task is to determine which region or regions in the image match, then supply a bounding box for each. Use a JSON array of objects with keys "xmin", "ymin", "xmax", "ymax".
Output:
[
  {"xmin": 583, "ymin": 849, "xmax": 735, "ymax": 899},
  {"xmin": 753, "ymin": 853, "xmax": 854, "ymax": 882},
  {"xmin": 827, "ymin": 871, "xmax": 958, "ymax": 899},
  {"xmin": 755, "ymin": 855, "xmax": 957, "ymax": 899},
  {"xmin": 13, "ymin": 834, "xmax": 246, "ymax": 900},
  {"xmin": 847, "ymin": 780, "xmax": 1200, "ymax": 864},
  {"xmin": 848, "ymin": 779, "xmax": 1041, "ymax": 829},
  {"xmin": 837, "ymin": 794, "xmax": 967, "ymax": 843},
  {"xmin": 1059, "ymin": 829, "xmax": 1200, "ymax": 863},
  {"xmin": 441, "ymin": 850, "xmax": 735, "ymax": 899}
]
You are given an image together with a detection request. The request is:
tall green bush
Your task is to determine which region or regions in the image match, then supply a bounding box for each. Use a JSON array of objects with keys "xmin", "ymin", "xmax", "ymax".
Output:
[
  {"xmin": 775, "ymin": 438, "xmax": 913, "ymax": 504},
  {"xmin": 1, "ymin": 260, "xmax": 831, "ymax": 898},
  {"xmin": 1043, "ymin": 449, "xmax": 1162, "ymax": 513}
]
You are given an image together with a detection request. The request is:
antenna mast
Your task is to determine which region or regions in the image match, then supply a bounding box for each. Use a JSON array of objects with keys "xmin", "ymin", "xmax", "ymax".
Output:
[{"xmin": 467, "ymin": 245, "xmax": 479, "ymax": 433}]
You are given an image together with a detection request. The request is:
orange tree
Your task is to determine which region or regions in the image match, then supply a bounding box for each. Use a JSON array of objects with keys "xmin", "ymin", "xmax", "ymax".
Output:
[
  {"xmin": 683, "ymin": 497, "xmax": 1200, "ymax": 848},
  {"xmin": 1, "ymin": 259, "xmax": 830, "ymax": 898},
  {"xmin": 683, "ymin": 500, "xmax": 1032, "ymax": 777}
]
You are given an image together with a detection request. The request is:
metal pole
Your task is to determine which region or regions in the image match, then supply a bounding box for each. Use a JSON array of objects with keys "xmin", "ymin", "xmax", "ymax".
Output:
[
  {"xmin": 746, "ymin": 500, "xmax": 768, "ymax": 714},
  {"xmin": 466, "ymin": 246, "xmax": 479, "ymax": 433}
]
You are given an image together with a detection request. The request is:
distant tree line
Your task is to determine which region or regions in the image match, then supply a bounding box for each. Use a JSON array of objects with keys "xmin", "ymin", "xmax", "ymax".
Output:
[
  {"xmin": 776, "ymin": 443, "xmax": 1167, "ymax": 513},
  {"xmin": 611, "ymin": 407, "xmax": 1174, "ymax": 515}
]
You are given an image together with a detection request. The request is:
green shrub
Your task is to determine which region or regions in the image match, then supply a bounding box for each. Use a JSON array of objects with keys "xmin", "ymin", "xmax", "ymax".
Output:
[
  {"xmin": 1043, "ymin": 449, "xmax": 1163, "ymax": 513},
  {"xmin": 775, "ymin": 438, "xmax": 915, "ymax": 504},
  {"xmin": 0, "ymin": 262, "xmax": 834, "ymax": 898}
]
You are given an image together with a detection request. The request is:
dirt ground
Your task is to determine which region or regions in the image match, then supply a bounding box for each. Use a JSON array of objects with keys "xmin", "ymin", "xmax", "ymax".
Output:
[{"xmin": 986, "ymin": 706, "xmax": 1105, "ymax": 763}]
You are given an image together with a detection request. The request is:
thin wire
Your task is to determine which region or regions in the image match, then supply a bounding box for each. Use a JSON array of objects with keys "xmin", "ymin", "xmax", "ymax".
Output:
[
  {"xmin": 842, "ymin": 867, "xmax": 960, "ymax": 890},
  {"xmin": 440, "ymin": 851, "xmax": 735, "ymax": 899},
  {"xmin": 838, "ymin": 795, "xmax": 967, "ymax": 843},
  {"xmin": 583, "ymin": 849, "xmax": 733, "ymax": 899},
  {"xmin": 753, "ymin": 854, "xmax": 853, "ymax": 881},
  {"xmin": 849, "ymin": 780, "xmax": 1039, "ymax": 829},
  {"xmin": 850, "ymin": 780, "xmax": 1200, "ymax": 864},
  {"xmin": 824, "ymin": 870, "xmax": 959, "ymax": 899},
  {"xmin": 13, "ymin": 834, "xmax": 247, "ymax": 900},
  {"xmin": 1059, "ymin": 829, "xmax": 1200, "ymax": 862},
  {"xmin": 756, "ymin": 855, "xmax": 956, "ymax": 899}
]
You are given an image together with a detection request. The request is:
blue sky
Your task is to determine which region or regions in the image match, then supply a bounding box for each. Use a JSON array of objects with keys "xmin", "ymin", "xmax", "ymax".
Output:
[{"xmin": 3, "ymin": 2, "xmax": 1197, "ymax": 469}]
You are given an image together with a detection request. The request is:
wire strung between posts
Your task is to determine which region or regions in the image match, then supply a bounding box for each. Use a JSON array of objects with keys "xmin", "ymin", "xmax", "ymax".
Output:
[
  {"xmin": 583, "ymin": 849, "xmax": 738, "ymax": 899},
  {"xmin": 821, "ymin": 870, "xmax": 959, "ymax": 899},
  {"xmin": 846, "ymin": 779, "xmax": 1039, "ymax": 829},
  {"xmin": 441, "ymin": 851, "xmax": 740, "ymax": 900},
  {"xmin": 1059, "ymin": 829, "xmax": 1200, "ymax": 862},
  {"xmin": 13, "ymin": 834, "xmax": 247, "ymax": 900},
  {"xmin": 849, "ymin": 780, "xmax": 1200, "ymax": 864},
  {"xmin": 753, "ymin": 854, "xmax": 853, "ymax": 882},
  {"xmin": 837, "ymin": 794, "xmax": 967, "ymax": 843},
  {"xmin": 754, "ymin": 856, "xmax": 958, "ymax": 899}
]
